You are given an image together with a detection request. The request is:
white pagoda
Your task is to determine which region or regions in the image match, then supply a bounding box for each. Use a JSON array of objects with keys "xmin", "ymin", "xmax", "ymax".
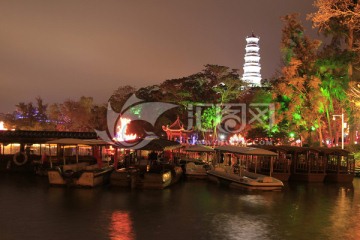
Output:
[{"xmin": 242, "ymin": 33, "xmax": 262, "ymax": 87}]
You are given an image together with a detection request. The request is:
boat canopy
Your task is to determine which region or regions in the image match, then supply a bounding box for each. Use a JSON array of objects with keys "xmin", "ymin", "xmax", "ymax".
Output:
[
  {"xmin": 184, "ymin": 145, "xmax": 214, "ymax": 153},
  {"xmin": 135, "ymin": 138, "xmax": 182, "ymax": 151},
  {"xmin": 214, "ymin": 145, "xmax": 277, "ymax": 156},
  {"xmin": 46, "ymin": 138, "xmax": 110, "ymax": 146}
]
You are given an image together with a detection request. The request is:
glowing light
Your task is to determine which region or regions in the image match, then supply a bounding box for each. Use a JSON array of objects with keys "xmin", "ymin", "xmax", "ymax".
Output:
[
  {"xmin": 114, "ymin": 118, "xmax": 137, "ymax": 142},
  {"xmin": 162, "ymin": 171, "xmax": 171, "ymax": 183},
  {"xmin": 229, "ymin": 134, "xmax": 245, "ymax": 145},
  {"xmin": 0, "ymin": 121, "xmax": 7, "ymax": 130}
]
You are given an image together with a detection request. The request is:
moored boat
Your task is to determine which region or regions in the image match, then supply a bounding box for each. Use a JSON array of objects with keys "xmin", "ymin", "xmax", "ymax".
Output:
[
  {"xmin": 252, "ymin": 145, "xmax": 291, "ymax": 182},
  {"xmin": 257, "ymin": 146, "xmax": 327, "ymax": 182},
  {"xmin": 207, "ymin": 166, "xmax": 284, "ymax": 191},
  {"xmin": 312, "ymin": 147, "xmax": 355, "ymax": 183},
  {"xmin": 180, "ymin": 145, "xmax": 214, "ymax": 179},
  {"xmin": 46, "ymin": 138, "xmax": 114, "ymax": 187},
  {"xmin": 180, "ymin": 159, "xmax": 211, "ymax": 179},
  {"xmin": 207, "ymin": 145, "xmax": 284, "ymax": 191},
  {"xmin": 110, "ymin": 138, "xmax": 183, "ymax": 189},
  {"xmin": 48, "ymin": 163, "xmax": 113, "ymax": 187}
]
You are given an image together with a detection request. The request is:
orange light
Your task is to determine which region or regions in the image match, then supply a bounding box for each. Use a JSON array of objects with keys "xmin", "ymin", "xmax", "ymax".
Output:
[{"xmin": 114, "ymin": 118, "xmax": 137, "ymax": 142}]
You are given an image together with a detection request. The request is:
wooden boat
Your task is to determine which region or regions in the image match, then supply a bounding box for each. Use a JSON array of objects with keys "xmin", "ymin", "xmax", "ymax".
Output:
[
  {"xmin": 110, "ymin": 138, "xmax": 183, "ymax": 189},
  {"xmin": 251, "ymin": 145, "xmax": 291, "ymax": 182},
  {"xmin": 257, "ymin": 146, "xmax": 326, "ymax": 182},
  {"xmin": 179, "ymin": 159, "xmax": 211, "ymax": 179},
  {"xmin": 46, "ymin": 138, "xmax": 114, "ymax": 187},
  {"xmin": 110, "ymin": 164, "xmax": 182, "ymax": 189},
  {"xmin": 48, "ymin": 163, "xmax": 113, "ymax": 187},
  {"xmin": 207, "ymin": 145, "xmax": 284, "ymax": 191},
  {"xmin": 311, "ymin": 147, "xmax": 355, "ymax": 183},
  {"xmin": 180, "ymin": 145, "xmax": 214, "ymax": 179},
  {"xmin": 0, "ymin": 130, "xmax": 97, "ymax": 174}
]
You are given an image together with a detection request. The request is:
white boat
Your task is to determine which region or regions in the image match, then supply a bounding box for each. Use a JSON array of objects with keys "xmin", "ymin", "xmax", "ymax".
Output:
[
  {"xmin": 207, "ymin": 166, "xmax": 283, "ymax": 191},
  {"xmin": 207, "ymin": 145, "xmax": 284, "ymax": 191}
]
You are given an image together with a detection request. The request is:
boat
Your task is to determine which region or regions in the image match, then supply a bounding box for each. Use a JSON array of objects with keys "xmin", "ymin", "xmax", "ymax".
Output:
[
  {"xmin": 251, "ymin": 145, "xmax": 291, "ymax": 182},
  {"xmin": 110, "ymin": 138, "xmax": 183, "ymax": 189},
  {"xmin": 257, "ymin": 146, "xmax": 327, "ymax": 182},
  {"xmin": 48, "ymin": 163, "xmax": 113, "ymax": 187},
  {"xmin": 179, "ymin": 145, "xmax": 214, "ymax": 179},
  {"xmin": 312, "ymin": 147, "xmax": 355, "ymax": 183},
  {"xmin": 0, "ymin": 130, "xmax": 97, "ymax": 174},
  {"xmin": 207, "ymin": 145, "xmax": 284, "ymax": 191},
  {"xmin": 46, "ymin": 138, "xmax": 114, "ymax": 187},
  {"xmin": 179, "ymin": 159, "xmax": 211, "ymax": 179}
]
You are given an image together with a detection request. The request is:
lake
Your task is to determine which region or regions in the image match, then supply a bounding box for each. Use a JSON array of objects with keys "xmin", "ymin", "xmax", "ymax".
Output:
[{"xmin": 0, "ymin": 174, "xmax": 359, "ymax": 240}]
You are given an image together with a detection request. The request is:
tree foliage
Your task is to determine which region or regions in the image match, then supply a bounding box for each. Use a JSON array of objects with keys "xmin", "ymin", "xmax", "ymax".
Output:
[{"xmin": 273, "ymin": 14, "xmax": 324, "ymax": 145}]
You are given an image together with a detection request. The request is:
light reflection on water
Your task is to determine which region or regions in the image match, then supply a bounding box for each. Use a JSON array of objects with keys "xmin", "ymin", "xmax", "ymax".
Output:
[
  {"xmin": 1, "ymin": 174, "xmax": 360, "ymax": 240},
  {"xmin": 210, "ymin": 213, "xmax": 270, "ymax": 240},
  {"xmin": 109, "ymin": 211, "xmax": 135, "ymax": 240}
]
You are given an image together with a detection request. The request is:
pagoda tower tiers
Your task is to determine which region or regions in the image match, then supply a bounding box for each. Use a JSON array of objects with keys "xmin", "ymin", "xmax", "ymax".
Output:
[
  {"xmin": 162, "ymin": 116, "xmax": 193, "ymax": 144},
  {"xmin": 242, "ymin": 32, "xmax": 262, "ymax": 87}
]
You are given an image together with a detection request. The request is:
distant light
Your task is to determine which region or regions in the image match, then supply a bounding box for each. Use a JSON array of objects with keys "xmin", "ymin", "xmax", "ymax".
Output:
[{"xmin": 0, "ymin": 121, "xmax": 7, "ymax": 130}]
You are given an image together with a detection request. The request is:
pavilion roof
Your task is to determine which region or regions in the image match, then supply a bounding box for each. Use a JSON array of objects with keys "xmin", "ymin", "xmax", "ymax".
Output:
[{"xmin": 162, "ymin": 116, "xmax": 193, "ymax": 133}]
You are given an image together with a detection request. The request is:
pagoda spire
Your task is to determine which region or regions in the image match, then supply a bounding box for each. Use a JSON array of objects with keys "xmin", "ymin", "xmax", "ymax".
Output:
[{"xmin": 242, "ymin": 33, "xmax": 262, "ymax": 87}]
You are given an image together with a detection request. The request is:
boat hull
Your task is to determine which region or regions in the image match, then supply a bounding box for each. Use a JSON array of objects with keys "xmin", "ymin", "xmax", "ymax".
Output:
[
  {"xmin": 207, "ymin": 168, "xmax": 283, "ymax": 191},
  {"xmin": 324, "ymin": 173, "xmax": 355, "ymax": 183},
  {"xmin": 184, "ymin": 162, "xmax": 209, "ymax": 180},
  {"xmin": 48, "ymin": 165, "xmax": 113, "ymax": 187},
  {"xmin": 110, "ymin": 165, "xmax": 183, "ymax": 189},
  {"xmin": 289, "ymin": 173, "xmax": 325, "ymax": 182}
]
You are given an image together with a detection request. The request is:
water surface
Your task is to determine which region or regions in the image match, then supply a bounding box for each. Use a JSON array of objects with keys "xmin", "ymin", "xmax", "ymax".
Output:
[{"xmin": 0, "ymin": 174, "xmax": 359, "ymax": 240}]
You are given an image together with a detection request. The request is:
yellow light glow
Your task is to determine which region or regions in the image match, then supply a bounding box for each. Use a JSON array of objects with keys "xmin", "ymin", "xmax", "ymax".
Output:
[
  {"xmin": 162, "ymin": 171, "xmax": 171, "ymax": 183},
  {"xmin": 114, "ymin": 118, "xmax": 137, "ymax": 142},
  {"xmin": 229, "ymin": 134, "xmax": 245, "ymax": 145},
  {"xmin": 0, "ymin": 121, "xmax": 7, "ymax": 130}
]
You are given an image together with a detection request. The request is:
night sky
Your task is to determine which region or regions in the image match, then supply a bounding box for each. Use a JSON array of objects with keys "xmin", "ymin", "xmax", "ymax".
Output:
[{"xmin": 0, "ymin": 0, "xmax": 318, "ymax": 113}]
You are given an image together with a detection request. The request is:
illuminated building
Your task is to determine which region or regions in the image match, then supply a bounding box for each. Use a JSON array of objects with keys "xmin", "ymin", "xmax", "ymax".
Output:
[{"xmin": 242, "ymin": 32, "xmax": 262, "ymax": 87}]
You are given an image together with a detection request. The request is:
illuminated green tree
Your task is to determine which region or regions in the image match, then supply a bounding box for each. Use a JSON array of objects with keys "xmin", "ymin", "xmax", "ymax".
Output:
[
  {"xmin": 315, "ymin": 48, "xmax": 350, "ymax": 143},
  {"xmin": 200, "ymin": 105, "xmax": 222, "ymax": 142},
  {"xmin": 309, "ymin": 0, "xmax": 360, "ymax": 143},
  {"xmin": 274, "ymin": 14, "xmax": 323, "ymax": 146}
]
